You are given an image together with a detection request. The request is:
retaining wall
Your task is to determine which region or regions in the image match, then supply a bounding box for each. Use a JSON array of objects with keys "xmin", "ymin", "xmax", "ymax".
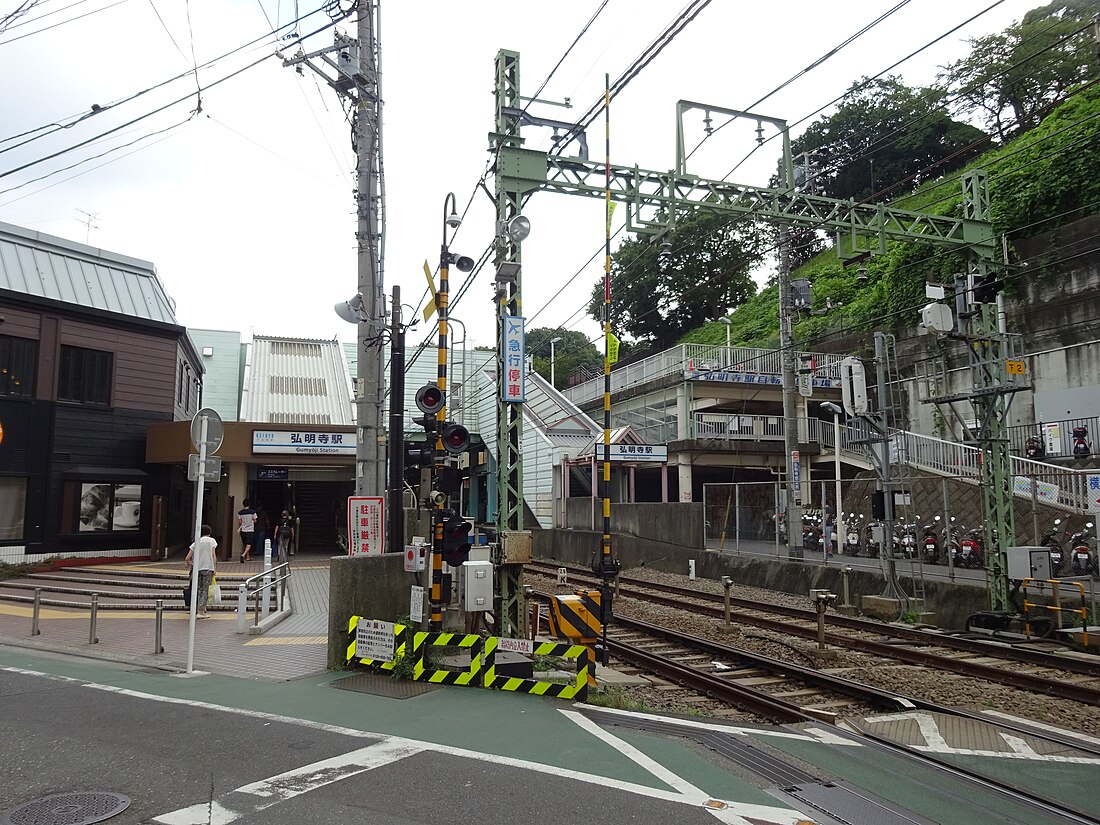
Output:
[{"xmin": 534, "ymin": 528, "xmax": 989, "ymax": 630}]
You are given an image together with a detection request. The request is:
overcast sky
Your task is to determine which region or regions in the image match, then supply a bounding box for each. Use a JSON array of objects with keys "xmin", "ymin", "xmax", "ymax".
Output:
[{"xmin": 0, "ymin": 0, "xmax": 1040, "ymax": 359}]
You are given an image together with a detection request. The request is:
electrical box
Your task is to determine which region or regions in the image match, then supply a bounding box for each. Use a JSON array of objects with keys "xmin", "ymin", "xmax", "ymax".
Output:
[
  {"xmin": 403, "ymin": 540, "xmax": 427, "ymax": 572},
  {"xmin": 459, "ymin": 561, "xmax": 493, "ymax": 612},
  {"xmin": 500, "ymin": 530, "xmax": 532, "ymax": 564},
  {"xmin": 1007, "ymin": 546, "xmax": 1051, "ymax": 581}
]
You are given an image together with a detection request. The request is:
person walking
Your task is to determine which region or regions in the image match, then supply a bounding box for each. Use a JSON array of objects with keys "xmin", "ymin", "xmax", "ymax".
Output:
[
  {"xmin": 185, "ymin": 524, "xmax": 217, "ymax": 618},
  {"xmin": 237, "ymin": 499, "xmax": 257, "ymax": 562},
  {"xmin": 254, "ymin": 505, "xmax": 270, "ymax": 560},
  {"xmin": 274, "ymin": 510, "xmax": 295, "ymax": 562}
]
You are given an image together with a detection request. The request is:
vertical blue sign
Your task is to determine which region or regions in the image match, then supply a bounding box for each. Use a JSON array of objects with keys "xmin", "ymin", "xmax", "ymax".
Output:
[{"xmin": 503, "ymin": 317, "xmax": 526, "ymax": 403}]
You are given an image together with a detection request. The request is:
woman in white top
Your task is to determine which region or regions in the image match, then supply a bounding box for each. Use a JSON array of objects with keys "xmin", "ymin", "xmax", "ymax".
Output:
[{"xmin": 185, "ymin": 524, "xmax": 218, "ymax": 618}]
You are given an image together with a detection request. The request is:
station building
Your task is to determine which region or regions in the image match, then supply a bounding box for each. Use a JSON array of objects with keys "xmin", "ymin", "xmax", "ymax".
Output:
[{"xmin": 0, "ymin": 221, "xmax": 202, "ymax": 562}]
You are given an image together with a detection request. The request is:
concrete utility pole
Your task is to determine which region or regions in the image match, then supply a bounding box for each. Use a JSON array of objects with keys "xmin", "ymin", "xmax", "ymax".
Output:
[
  {"xmin": 283, "ymin": 4, "xmax": 385, "ymax": 499},
  {"xmin": 353, "ymin": 2, "xmax": 385, "ymax": 498}
]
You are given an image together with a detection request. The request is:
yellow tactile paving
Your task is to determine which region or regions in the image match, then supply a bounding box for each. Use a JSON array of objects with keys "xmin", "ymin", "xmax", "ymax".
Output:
[{"xmin": 243, "ymin": 636, "xmax": 327, "ymax": 646}]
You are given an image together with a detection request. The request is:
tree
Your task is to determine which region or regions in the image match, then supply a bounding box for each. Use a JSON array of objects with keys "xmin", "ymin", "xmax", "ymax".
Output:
[
  {"xmin": 790, "ymin": 76, "xmax": 987, "ymax": 202},
  {"xmin": 940, "ymin": 1, "xmax": 1099, "ymax": 141},
  {"xmin": 526, "ymin": 327, "xmax": 602, "ymax": 388},
  {"xmin": 588, "ymin": 211, "xmax": 762, "ymax": 349}
]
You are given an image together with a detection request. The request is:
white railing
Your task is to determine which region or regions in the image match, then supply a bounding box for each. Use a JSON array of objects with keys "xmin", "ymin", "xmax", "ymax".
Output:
[
  {"xmin": 696, "ymin": 412, "xmax": 1095, "ymax": 514},
  {"xmin": 564, "ymin": 343, "xmax": 845, "ymax": 406}
]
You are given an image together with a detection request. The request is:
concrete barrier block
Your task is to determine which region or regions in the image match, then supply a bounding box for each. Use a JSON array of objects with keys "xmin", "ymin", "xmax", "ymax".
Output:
[{"xmin": 861, "ymin": 595, "xmax": 903, "ymax": 621}]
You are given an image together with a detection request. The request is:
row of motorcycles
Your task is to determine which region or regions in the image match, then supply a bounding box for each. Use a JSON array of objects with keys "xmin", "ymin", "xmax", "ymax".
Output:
[{"xmin": 816, "ymin": 513, "xmax": 1098, "ymax": 575}]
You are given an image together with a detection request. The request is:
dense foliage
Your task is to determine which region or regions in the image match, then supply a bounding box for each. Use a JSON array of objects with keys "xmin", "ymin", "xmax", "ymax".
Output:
[
  {"xmin": 939, "ymin": 0, "xmax": 1099, "ymax": 140},
  {"xmin": 790, "ymin": 76, "xmax": 987, "ymax": 202},
  {"xmin": 588, "ymin": 211, "xmax": 763, "ymax": 349},
  {"xmin": 526, "ymin": 327, "xmax": 603, "ymax": 388}
]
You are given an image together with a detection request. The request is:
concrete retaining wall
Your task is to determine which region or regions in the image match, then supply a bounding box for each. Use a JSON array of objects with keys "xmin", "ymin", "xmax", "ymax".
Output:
[
  {"xmin": 564, "ymin": 500, "xmax": 703, "ymax": 548},
  {"xmin": 534, "ymin": 528, "xmax": 988, "ymax": 630},
  {"xmin": 327, "ymin": 553, "xmax": 412, "ymax": 670}
]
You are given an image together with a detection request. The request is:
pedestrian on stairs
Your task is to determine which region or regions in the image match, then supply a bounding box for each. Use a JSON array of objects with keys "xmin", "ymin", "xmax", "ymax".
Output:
[
  {"xmin": 185, "ymin": 524, "xmax": 217, "ymax": 618},
  {"xmin": 238, "ymin": 499, "xmax": 256, "ymax": 562}
]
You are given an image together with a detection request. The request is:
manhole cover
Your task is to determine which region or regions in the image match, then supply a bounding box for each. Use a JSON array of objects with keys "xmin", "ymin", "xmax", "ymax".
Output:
[
  {"xmin": 1, "ymin": 792, "xmax": 130, "ymax": 825},
  {"xmin": 331, "ymin": 672, "xmax": 441, "ymax": 699}
]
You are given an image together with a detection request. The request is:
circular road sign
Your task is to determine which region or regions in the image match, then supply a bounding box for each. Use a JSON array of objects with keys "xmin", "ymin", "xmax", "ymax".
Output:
[{"xmin": 190, "ymin": 408, "xmax": 224, "ymax": 454}]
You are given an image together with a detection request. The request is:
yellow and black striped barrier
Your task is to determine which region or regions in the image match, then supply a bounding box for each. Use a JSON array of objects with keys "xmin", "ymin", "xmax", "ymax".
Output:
[
  {"xmin": 483, "ymin": 636, "xmax": 589, "ymax": 701},
  {"xmin": 346, "ymin": 617, "xmax": 483, "ymax": 685},
  {"xmin": 346, "ymin": 616, "xmax": 589, "ymax": 701}
]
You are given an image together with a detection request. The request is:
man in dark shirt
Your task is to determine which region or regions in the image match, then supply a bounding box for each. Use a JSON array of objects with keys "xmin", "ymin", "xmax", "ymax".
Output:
[
  {"xmin": 237, "ymin": 499, "xmax": 257, "ymax": 562},
  {"xmin": 275, "ymin": 510, "xmax": 296, "ymax": 561}
]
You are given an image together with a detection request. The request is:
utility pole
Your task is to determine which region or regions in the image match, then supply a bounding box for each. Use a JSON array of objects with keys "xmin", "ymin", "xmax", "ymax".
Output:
[
  {"xmin": 282, "ymin": 3, "xmax": 385, "ymax": 499},
  {"xmin": 354, "ymin": 2, "xmax": 384, "ymax": 498},
  {"xmin": 387, "ymin": 284, "xmax": 404, "ymax": 554}
]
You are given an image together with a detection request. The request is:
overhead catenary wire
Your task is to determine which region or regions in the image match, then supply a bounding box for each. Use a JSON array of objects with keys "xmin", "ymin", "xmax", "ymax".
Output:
[{"xmin": 501, "ymin": 23, "xmax": 1100, "ymax": 368}]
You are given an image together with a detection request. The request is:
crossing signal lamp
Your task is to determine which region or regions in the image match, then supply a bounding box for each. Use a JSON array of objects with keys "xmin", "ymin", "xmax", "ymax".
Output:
[
  {"xmin": 440, "ymin": 422, "xmax": 470, "ymax": 455},
  {"xmin": 440, "ymin": 509, "xmax": 473, "ymax": 566},
  {"xmin": 415, "ymin": 383, "xmax": 444, "ymax": 415}
]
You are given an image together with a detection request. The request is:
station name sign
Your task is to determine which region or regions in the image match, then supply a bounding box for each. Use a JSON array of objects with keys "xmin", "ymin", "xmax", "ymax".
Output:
[
  {"xmin": 252, "ymin": 430, "xmax": 356, "ymax": 455},
  {"xmin": 592, "ymin": 444, "xmax": 668, "ymax": 462}
]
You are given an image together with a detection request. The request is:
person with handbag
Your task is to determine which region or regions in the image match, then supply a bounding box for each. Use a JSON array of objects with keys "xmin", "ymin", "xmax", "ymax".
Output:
[{"xmin": 185, "ymin": 524, "xmax": 218, "ymax": 618}]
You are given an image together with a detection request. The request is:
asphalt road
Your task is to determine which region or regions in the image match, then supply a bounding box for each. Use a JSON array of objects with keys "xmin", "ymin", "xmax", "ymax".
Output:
[{"xmin": 0, "ymin": 667, "xmax": 766, "ymax": 825}]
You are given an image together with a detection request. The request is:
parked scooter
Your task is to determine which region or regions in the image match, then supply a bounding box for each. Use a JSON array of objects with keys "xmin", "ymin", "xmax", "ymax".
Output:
[
  {"xmin": 1041, "ymin": 518, "xmax": 1068, "ymax": 576},
  {"xmin": 921, "ymin": 517, "xmax": 942, "ymax": 564},
  {"xmin": 943, "ymin": 517, "xmax": 961, "ymax": 565},
  {"xmin": 900, "ymin": 520, "xmax": 919, "ymax": 559},
  {"xmin": 958, "ymin": 526, "xmax": 985, "ymax": 569},
  {"xmin": 802, "ymin": 514, "xmax": 823, "ymax": 553},
  {"xmin": 1073, "ymin": 425, "xmax": 1091, "ymax": 458},
  {"xmin": 1025, "ymin": 433, "xmax": 1045, "ymax": 459},
  {"xmin": 843, "ymin": 514, "xmax": 862, "ymax": 556},
  {"xmin": 1070, "ymin": 522, "xmax": 1097, "ymax": 576}
]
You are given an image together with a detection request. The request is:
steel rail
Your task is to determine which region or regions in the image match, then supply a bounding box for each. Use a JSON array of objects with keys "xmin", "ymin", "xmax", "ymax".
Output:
[
  {"xmin": 613, "ymin": 613, "xmax": 915, "ymax": 712},
  {"xmin": 529, "ymin": 562, "xmax": 1100, "ymax": 705},
  {"xmin": 604, "ymin": 636, "xmax": 824, "ymax": 724}
]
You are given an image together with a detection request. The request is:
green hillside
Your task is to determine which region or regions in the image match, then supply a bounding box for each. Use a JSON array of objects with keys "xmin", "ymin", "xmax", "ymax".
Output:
[{"xmin": 680, "ymin": 83, "xmax": 1100, "ymax": 352}]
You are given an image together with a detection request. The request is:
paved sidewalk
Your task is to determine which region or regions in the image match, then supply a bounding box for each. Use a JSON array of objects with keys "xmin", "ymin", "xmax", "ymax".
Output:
[{"xmin": 0, "ymin": 558, "xmax": 332, "ymax": 680}]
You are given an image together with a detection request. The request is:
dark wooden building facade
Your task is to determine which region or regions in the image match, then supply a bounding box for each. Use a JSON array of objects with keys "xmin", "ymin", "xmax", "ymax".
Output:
[{"xmin": 0, "ymin": 221, "xmax": 201, "ymax": 561}]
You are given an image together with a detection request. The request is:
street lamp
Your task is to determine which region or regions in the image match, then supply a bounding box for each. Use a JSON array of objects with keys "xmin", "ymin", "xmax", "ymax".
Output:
[
  {"xmin": 550, "ymin": 336, "xmax": 562, "ymax": 388},
  {"xmin": 820, "ymin": 401, "xmax": 844, "ymax": 556},
  {"xmin": 719, "ymin": 317, "xmax": 732, "ymax": 351}
]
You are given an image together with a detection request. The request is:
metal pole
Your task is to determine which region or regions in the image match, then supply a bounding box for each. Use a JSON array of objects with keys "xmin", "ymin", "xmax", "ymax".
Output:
[
  {"xmin": 430, "ymin": 194, "xmax": 454, "ymax": 633},
  {"xmin": 734, "ymin": 483, "xmax": 741, "ymax": 554},
  {"xmin": 778, "ymin": 224, "xmax": 803, "ymax": 558},
  {"xmin": 722, "ymin": 576, "xmax": 732, "ymax": 625},
  {"xmin": 833, "ymin": 412, "xmax": 844, "ymax": 561},
  {"xmin": 1031, "ymin": 475, "xmax": 1040, "ymax": 545},
  {"xmin": 154, "ymin": 599, "xmax": 164, "ymax": 654},
  {"xmin": 874, "ymin": 332, "xmax": 905, "ymax": 604},
  {"xmin": 550, "ymin": 337, "xmax": 557, "ymax": 387},
  {"xmin": 842, "ymin": 566, "xmax": 852, "ymax": 608},
  {"xmin": 186, "ymin": 415, "xmax": 207, "ymax": 673},
  {"xmin": 354, "ymin": 0, "xmax": 384, "ymax": 498},
  {"xmin": 943, "ymin": 477, "xmax": 956, "ymax": 581},
  {"xmin": 89, "ymin": 593, "xmax": 99, "ymax": 644},
  {"xmin": 31, "ymin": 588, "xmax": 41, "ymax": 636},
  {"xmin": 388, "ymin": 284, "xmax": 405, "ymax": 554},
  {"xmin": 816, "ymin": 599, "xmax": 827, "ymax": 650}
]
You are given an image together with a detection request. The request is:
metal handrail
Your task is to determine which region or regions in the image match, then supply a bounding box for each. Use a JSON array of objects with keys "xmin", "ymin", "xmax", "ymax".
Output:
[{"xmin": 236, "ymin": 562, "xmax": 292, "ymax": 632}]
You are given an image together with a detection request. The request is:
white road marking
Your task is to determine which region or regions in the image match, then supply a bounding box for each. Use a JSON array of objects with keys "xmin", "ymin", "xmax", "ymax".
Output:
[
  {"xmin": 560, "ymin": 708, "xmax": 708, "ymax": 799},
  {"xmin": 983, "ymin": 710, "xmax": 1100, "ymax": 747},
  {"xmin": 559, "ymin": 709, "xmax": 818, "ymax": 825},
  {"xmin": 153, "ymin": 740, "xmax": 422, "ymax": 824},
  {"xmin": 573, "ymin": 703, "xmax": 861, "ymax": 745},
  {"xmin": 864, "ymin": 711, "xmax": 1100, "ymax": 764},
  {"xmin": 6, "ymin": 665, "xmax": 812, "ymax": 824},
  {"xmin": 1, "ymin": 666, "xmax": 84, "ymax": 683}
]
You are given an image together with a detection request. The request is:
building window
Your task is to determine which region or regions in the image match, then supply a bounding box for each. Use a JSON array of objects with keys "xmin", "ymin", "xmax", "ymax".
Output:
[
  {"xmin": 69, "ymin": 482, "xmax": 142, "ymax": 532},
  {"xmin": 58, "ymin": 346, "xmax": 112, "ymax": 405},
  {"xmin": 0, "ymin": 478, "xmax": 27, "ymax": 541},
  {"xmin": 0, "ymin": 335, "xmax": 37, "ymax": 398},
  {"xmin": 178, "ymin": 361, "xmax": 185, "ymax": 404}
]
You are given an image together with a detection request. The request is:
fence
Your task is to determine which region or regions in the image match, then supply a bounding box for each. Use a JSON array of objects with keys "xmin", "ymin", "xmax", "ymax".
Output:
[{"xmin": 703, "ymin": 469, "xmax": 1100, "ymax": 571}]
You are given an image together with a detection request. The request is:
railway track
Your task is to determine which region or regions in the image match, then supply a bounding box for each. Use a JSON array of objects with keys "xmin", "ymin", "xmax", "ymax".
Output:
[
  {"xmin": 597, "ymin": 610, "xmax": 914, "ymax": 724},
  {"xmin": 528, "ymin": 561, "xmax": 1100, "ymax": 706}
]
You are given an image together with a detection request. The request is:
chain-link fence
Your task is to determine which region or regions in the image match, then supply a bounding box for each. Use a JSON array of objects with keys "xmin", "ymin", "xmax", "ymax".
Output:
[{"xmin": 703, "ymin": 468, "xmax": 1100, "ymax": 573}]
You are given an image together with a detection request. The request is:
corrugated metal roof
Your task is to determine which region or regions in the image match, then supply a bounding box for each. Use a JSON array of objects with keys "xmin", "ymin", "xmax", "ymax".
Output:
[
  {"xmin": 240, "ymin": 335, "xmax": 354, "ymax": 425},
  {"xmin": 0, "ymin": 220, "xmax": 177, "ymax": 324}
]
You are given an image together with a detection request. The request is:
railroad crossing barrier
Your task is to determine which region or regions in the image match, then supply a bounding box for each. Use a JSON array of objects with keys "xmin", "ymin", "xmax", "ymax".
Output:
[
  {"xmin": 345, "ymin": 615, "xmax": 589, "ymax": 700},
  {"xmin": 1021, "ymin": 578, "xmax": 1090, "ymax": 646}
]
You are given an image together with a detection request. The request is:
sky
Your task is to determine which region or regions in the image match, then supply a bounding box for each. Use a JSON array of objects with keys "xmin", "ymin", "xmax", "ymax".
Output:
[{"xmin": 0, "ymin": 0, "xmax": 1043, "ymax": 362}]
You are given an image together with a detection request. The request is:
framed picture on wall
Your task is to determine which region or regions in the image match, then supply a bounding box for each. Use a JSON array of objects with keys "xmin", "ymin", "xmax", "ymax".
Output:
[{"xmin": 77, "ymin": 482, "xmax": 143, "ymax": 532}]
